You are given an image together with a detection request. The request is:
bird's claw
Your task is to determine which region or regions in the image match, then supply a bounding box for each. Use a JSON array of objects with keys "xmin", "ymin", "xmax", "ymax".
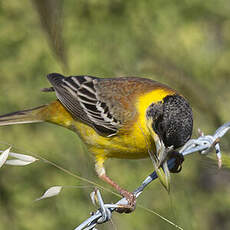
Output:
[
  {"xmin": 115, "ymin": 190, "xmax": 136, "ymax": 213},
  {"xmin": 90, "ymin": 188, "xmax": 136, "ymax": 219}
]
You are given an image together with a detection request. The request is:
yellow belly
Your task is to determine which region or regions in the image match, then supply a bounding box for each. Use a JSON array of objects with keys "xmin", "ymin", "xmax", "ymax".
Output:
[{"xmin": 73, "ymin": 120, "xmax": 155, "ymax": 160}]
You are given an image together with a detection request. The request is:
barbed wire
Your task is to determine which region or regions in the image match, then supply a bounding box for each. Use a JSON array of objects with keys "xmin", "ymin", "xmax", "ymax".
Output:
[{"xmin": 74, "ymin": 122, "xmax": 230, "ymax": 230}]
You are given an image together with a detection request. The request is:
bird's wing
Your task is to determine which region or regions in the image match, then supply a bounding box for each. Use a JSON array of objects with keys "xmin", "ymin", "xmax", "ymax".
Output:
[{"xmin": 47, "ymin": 73, "xmax": 133, "ymax": 137}]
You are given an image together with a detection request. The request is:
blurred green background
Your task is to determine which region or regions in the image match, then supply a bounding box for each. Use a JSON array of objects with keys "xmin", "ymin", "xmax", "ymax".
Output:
[{"xmin": 0, "ymin": 0, "xmax": 230, "ymax": 229}]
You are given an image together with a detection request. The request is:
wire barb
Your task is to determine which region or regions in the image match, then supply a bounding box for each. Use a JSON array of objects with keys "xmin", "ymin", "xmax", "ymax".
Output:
[{"xmin": 74, "ymin": 122, "xmax": 230, "ymax": 230}]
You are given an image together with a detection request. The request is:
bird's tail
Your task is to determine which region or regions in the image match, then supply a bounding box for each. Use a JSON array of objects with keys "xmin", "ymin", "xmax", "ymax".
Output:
[{"xmin": 0, "ymin": 105, "xmax": 47, "ymax": 126}]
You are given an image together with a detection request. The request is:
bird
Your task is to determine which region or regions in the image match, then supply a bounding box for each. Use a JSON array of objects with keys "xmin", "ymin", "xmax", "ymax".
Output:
[{"xmin": 0, "ymin": 73, "xmax": 193, "ymax": 212}]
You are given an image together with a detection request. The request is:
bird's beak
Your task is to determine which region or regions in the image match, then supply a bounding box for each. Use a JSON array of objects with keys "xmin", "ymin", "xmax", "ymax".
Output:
[
  {"xmin": 146, "ymin": 120, "xmax": 171, "ymax": 191},
  {"xmin": 154, "ymin": 137, "xmax": 171, "ymax": 192}
]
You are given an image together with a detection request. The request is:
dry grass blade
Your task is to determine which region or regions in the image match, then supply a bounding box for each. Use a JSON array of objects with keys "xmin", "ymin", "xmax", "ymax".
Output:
[
  {"xmin": 5, "ymin": 159, "xmax": 36, "ymax": 166},
  {"xmin": 0, "ymin": 147, "xmax": 11, "ymax": 168},
  {"xmin": 35, "ymin": 186, "xmax": 63, "ymax": 201}
]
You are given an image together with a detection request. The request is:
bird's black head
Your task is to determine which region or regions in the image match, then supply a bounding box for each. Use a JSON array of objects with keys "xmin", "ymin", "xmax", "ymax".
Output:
[{"xmin": 146, "ymin": 94, "xmax": 193, "ymax": 149}]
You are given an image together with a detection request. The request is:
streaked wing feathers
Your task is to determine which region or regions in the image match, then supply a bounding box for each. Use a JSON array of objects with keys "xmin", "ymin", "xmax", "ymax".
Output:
[{"xmin": 47, "ymin": 73, "xmax": 121, "ymax": 136}]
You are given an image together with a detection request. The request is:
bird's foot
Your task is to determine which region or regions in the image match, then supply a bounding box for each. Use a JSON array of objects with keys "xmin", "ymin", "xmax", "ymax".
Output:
[{"xmin": 115, "ymin": 189, "xmax": 136, "ymax": 214}]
